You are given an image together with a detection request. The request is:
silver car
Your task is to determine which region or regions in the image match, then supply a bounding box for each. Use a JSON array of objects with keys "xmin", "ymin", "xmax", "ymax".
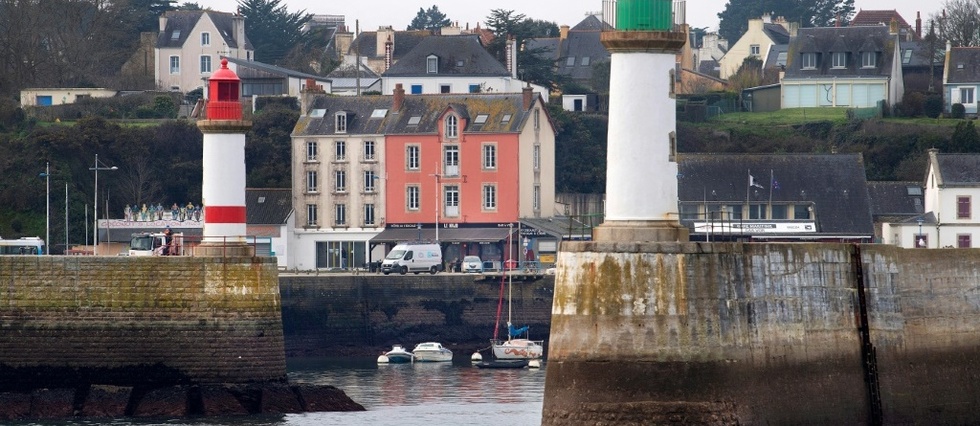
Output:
[{"xmin": 462, "ymin": 255, "xmax": 484, "ymax": 273}]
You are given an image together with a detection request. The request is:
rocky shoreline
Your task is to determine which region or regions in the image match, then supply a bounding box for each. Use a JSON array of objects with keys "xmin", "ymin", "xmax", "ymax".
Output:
[{"xmin": 0, "ymin": 382, "xmax": 364, "ymax": 421}]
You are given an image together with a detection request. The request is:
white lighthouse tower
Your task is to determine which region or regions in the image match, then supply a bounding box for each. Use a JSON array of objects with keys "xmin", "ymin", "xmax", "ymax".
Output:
[
  {"xmin": 594, "ymin": 0, "xmax": 688, "ymax": 242},
  {"xmin": 197, "ymin": 58, "xmax": 253, "ymax": 256}
]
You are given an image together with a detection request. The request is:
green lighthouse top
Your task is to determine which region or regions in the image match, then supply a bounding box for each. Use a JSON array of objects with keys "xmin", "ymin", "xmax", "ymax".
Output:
[{"xmin": 616, "ymin": 0, "xmax": 674, "ymax": 31}]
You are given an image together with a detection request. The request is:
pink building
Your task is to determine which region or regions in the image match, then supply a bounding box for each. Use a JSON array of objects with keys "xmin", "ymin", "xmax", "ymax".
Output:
[{"xmin": 291, "ymin": 85, "xmax": 556, "ymax": 270}]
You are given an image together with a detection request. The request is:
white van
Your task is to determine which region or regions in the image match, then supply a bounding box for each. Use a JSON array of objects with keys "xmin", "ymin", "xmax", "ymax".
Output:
[{"xmin": 381, "ymin": 243, "xmax": 443, "ymax": 275}]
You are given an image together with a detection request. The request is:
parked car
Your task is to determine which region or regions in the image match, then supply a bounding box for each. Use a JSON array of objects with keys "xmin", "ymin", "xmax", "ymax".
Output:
[{"xmin": 462, "ymin": 255, "xmax": 484, "ymax": 273}]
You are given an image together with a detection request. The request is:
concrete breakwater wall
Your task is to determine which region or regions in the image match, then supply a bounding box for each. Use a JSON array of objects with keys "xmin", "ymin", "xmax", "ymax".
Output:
[
  {"xmin": 279, "ymin": 274, "xmax": 554, "ymax": 357},
  {"xmin": 542, "ymin": 242, "xmax": 980, "ymax": 425},
  {"xmin": 0, "ymin": 256, "xmax": 366, "ymax": 421}
]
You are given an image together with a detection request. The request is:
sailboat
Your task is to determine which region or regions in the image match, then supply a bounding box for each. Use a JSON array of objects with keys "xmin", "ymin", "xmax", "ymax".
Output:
[{"xmin": 489, "ymin": 224, "xmax": 544, "ymax": 361}]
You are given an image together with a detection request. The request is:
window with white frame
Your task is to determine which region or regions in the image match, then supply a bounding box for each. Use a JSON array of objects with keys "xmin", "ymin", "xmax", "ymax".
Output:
[
  {"xmin": 533, "ymin": 185, "xmax": 541, "ymax": 211},
  {"xmin": 533, "ymin": 144, "xmax": 540, "ymax": 170},
  {"xmin": 483, "ymin": 144, "xmax": 497, "ymax": 169},
  {"xmin": 750, "ymin": 44, "xmax": 760, "ymax": 56},
  {"xmin": 170, "ymin": 56, "xmax": 180, "ymax": 74},
  {"xmin": 445, "ymin": 115, "xmax": 458, "ymax": 138},
  {"xmin": 201, "ymin": 32, "xmax": 210, "ymax": 46},
  {"xmin": 306, "ymin": 140, "xmax": 318, "ymax": 162},
  {"xmin": 334, "ymin": 170, "xmax": 346, "ymax": 192},
  {"xmin": 306, "ymin": 170, "xmax": 318, "ymax": 193},
  {"xmin": 200, "ymin": 55, "xmax": 212, "ymax": 73},
  {"xmin": 335, "ymin": 203, "xmax": 346, "ymax": 226},
  {"xmin": 364, "ymin": 170, "xmax": 376, "ymax": 192},
  {"xmin": 407, "ymin": 186, "xmax": 420, "ymax": 210},
  {"xmin": 427, "ymin": 55, "xmax": 438, "ymax": 73},
  {"xmin": 483, "ymin": 184, "xmax": 497, "ymax": 210},
  {"xmin": 335, "ymin": 112, "xmax": 347, "ymax": 133},
  {"xmin": 306, "ymin": 204, "xmax": 318, "ymax": 226},
  {"xmin": 802, "ymin": 53, "xmax": 817, "ymax": 69},
  {"xmin": 363, "ymin": 140, "xmax": 375, "ymax": 160},
  {"xmin": 364, "ymin": 203, "xmax": 376, "ymax": 226},
  {"xmin": 335, "ymin": 140, "xmax": 346, "ymax": 161},
  {"xmin": 444, "ymin": 145, "xmax": 459, "ymax": 176},
  {"xmin": 406, "ymin": 145, "xmax": 420, "ymax": 170},
  {"xmin": 862, "ymin": 51, "xmax": 877, "ymax": 68},
  {"xmin": 832, "ymin": 52, "xmax": 846, "ymax": 68},
  {"xmin": 960, "ymin": 88, "xmax": 975, "ymax": 105},
  {"xmin": 444, "ymin": 185, "xmax": 459, "ymax": 217}
]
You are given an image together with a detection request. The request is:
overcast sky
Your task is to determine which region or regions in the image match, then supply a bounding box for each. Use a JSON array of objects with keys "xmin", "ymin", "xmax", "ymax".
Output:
[{"xmin": 200, "ymin": 0, "xmax": 938, "ymax": 34}]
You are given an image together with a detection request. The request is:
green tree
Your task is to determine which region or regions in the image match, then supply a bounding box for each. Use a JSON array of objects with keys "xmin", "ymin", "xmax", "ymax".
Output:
[
  {"xmin": 951, "ymin": 120, "xmax": 980, "ymax": 152},
  {"xmin": 717, "ymin": 0, "xmax": 854, "ymax": 43},
  {"xmin": 128, "ymin": 0, "xmax": 175, "ymax": 33},
  {"xmin": 407, "ymin": 5, "xmax": 451, "ymax": 31},
  {"xmin": 236, "ymin": 0, "xmax": 312, "ymax": 65},
  {"xmin": 484, "ymin": 10, "xmax": 561, "ymax": 89},
  {"xmin": 549, "ymin": 105, "xmax": 607, "ymax": 193}
]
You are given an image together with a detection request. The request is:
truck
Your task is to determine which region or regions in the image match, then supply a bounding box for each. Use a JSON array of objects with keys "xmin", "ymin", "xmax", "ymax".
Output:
[
  {"xmin": 380, "ymin": 242, "xmax": 443, "ymax": 275},
  {"xmin": 129, "ymin": 231, "xmax": 184, "ymax": 256}
]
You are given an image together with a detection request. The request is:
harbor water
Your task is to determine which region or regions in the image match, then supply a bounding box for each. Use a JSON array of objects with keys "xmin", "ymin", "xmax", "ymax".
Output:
[{"xmin": 13, "ymin": 356, "xmax": 545, "ymax": 426}]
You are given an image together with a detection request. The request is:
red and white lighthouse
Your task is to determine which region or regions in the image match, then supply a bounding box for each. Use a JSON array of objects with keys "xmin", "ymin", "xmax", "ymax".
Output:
[{"xmin": 197, "ymin": 58, "xmax": 252, "ymax": 255}]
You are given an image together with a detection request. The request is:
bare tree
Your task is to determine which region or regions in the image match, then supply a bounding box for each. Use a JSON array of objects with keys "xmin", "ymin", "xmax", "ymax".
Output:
[{"xmin": 932, "ymin": 0, "xmax": 980, "ymax": 47}]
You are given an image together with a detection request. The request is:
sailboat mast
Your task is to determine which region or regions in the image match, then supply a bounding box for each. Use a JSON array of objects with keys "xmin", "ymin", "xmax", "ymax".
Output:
[{"xmin": 508, "ymin": 223, "xmax": 513, "ymax": 330}]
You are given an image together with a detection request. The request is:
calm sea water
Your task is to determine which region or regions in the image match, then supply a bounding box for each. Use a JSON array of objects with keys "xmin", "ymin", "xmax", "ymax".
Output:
[{"xmin": 17, "ymin": 356, "xmax": 545, "ymax": 426}]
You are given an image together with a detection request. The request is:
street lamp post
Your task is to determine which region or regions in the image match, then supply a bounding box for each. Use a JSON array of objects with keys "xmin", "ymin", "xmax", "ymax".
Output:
[
  {"xmin": 89, "ymin": 154, "xmax": 118, "ymax": 255},
  {"xmin": 916, "ymin": 217, "xmax": 924, "ymax": 248},
  {"xmin": 39, "ymin": 162, "xmax": 50, "ymax": 254}
]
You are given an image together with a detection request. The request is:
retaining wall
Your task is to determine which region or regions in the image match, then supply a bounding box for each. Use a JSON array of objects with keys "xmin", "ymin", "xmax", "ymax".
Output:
[
  {"xmin": 279, "ymin": 274, "xmax": 554, "ymax": 357},
  {"xmin": 0, "ymin": 256, "xmax": 286, "ymax": 389},
  {"xmin": 543, "ymin": 242, "xmax": 980, "ymax": 425}
]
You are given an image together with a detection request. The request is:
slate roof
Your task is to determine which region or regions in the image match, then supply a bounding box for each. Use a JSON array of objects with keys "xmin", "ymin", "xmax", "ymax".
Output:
[
  {"xmin": 945, "ymin": 48, "xmax": 980, "ymax": 84},
  {"xmin": 156, "ymin": 10, "xmax": 252, "ymax": 50},
  {"xmin": 899, "ymin": 40, "xmax": 933, "ymax": 68},
  {"xmin": 866, "ymin": 181, "xmax": 924, "ymax": 217},
  {"xmin": 932, "ymin": 152, "xmax": 980, "ymax": 185},
  {"xmin": 246, "ymin": 188, "xmax": 292, "ymax": 225},
  {"xmin": 381, "ymin": 35, "xmax": 508, "ymax": 77},
  {"xmin": 764, "ymin": 44, "xmax": 788, "ymax": 69},
  {"xmin": 223, "ymin": 57, "xmax": 326, "ymax": 81},
  {"xmin": 348, "ymin": 29, "xmax": 432, "ymax": 58},
  {"xmin": 678, "ymin": 153, "xmax": 874, "ymax": 236},
  {"xmin": 762, "ymin": 23, "xmax": 790, "ymax": 45},
  {"xmin": 783, "ymin": 26, "xmax": 896, "ymax": 78},
  {"xmin": 292, "ymin": 93, "xmax": 539, "ymax": 137},
  {"xmin": 527, "ymin": 15, "xmax": 612, "ymax": 84}
]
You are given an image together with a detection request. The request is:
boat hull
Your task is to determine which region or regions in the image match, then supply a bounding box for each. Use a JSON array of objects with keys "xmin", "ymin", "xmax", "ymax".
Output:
[
  {"xmin": 385, "ymin": 353, "xmax": 414, "ymax": 363},
  {"xmin": 413, "ymin": 350, "xmax": 453, "ymax": 362},
  {"xmin": 475, "ymin": 359, "xmax": 529, "ymax": 369},
  {"xmin": 492, "ymin": 339, "xmax": 544, "ymax": 360}
]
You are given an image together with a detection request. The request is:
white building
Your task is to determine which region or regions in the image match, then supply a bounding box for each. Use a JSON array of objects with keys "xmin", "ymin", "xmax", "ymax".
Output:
[
  {"xmin": 154, "ymin": 10, "xmax": 253, "ymax": 94},
  {"xmin": 882, "ymin": 149, "xmax": 980, "ymax": 248}
]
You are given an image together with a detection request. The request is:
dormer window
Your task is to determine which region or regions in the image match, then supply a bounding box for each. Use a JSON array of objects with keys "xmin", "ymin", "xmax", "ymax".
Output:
[
  {"xmin": 444, "ymin": 114, "xmax": 458, "ymax": 138},
  {"xmin": 801, "ymin": 53, "xmax": 817, "ymax": 70},
  {"xmin": 862, "ymin": 51, "xmax": 877, "ymax": 68},
  {"xmin": 427, "ymin": 55, "xmax": 438, "ymax": 73},
  {"xmin": 335, "ymin": 112, "xmax": 347, "ymax": 133},
  {"xmin": 832, "ymin": 52, "xmax": 846, "ymax": 69},
  {"xmin": 171, "ymin": 30, "xmax": 180, "ymax": 40}
]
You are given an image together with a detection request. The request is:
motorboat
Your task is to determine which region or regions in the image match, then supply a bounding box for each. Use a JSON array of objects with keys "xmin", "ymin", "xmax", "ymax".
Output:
[
  {"xmin": 474, "ymin": 359, "xmax": 529, "ymax": 369},
  {"xmin": 382, "ymin": 344, "xmax": 414, "ymax": 363},
  {"xmin": 411, "ymin": 342, "xmax": 453, "ymax": 362}
]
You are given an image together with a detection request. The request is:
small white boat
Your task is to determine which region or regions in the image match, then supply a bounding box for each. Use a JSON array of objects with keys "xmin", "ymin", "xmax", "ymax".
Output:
[
  {"xmin": 492, "ymin": 338, "xmax": 544, "ymax": 360},
  {"xmin": 383, "ymin": 344, "xmax": 414, "ymax": 363},
  {"xmin": 411, "ymin": 342, "xmax": 453, "ymax": 362}
]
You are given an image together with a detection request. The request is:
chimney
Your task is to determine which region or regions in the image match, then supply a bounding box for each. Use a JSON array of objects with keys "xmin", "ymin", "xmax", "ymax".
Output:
[
  {"xmin": 835, "ymin": 13, "xmax": 841, "ymax": 27},
  {"xmin": 762, "ymin": 13, "xmax": 771, "ymax": 24},
  {"xmin": 384, "ymin": 35, "xmax": 393, "ymax": 72},
  {"xmin": 377, "ymin": 26, "xmax": 394, "ymax": 58},
  {"xmin": 159, "ymin": 12, "xmax": 168, "ymax": 32},
  {"xmin": 889, "ymin": 17, "xmax": 899, "ymax": 36},
  {"xmin": 522, "ymin": 85, "xmax": 534, "ymax": 110},
  {"xmin": 560, "ymin": 25, "xmax": 570, "ymax": 40},
  {"xmin": 233, "ymin": 14, "xmax": 246, "ymax": 56},
  {"xmin": 393, "ymin": 83, "xmax": 405, "ymax": 111},
  {"xmin": 916, "ymin": 12, "xmax": 922, "ymax": 39},
  {"xmin": 507, "ymin": 36, "xmax": 518, "ymax": 79}
]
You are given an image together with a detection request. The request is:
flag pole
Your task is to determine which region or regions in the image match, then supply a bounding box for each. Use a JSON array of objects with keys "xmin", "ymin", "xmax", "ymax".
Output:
[{"xmin": 768, "ymin": 169, "xmax": 774, "ymax": 219}]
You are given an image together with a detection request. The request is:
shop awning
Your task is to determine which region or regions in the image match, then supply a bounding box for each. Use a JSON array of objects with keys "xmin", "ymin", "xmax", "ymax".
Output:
[{"xmin": 370, "ymin": 227, "xmax": 515, "ymax": 244}]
